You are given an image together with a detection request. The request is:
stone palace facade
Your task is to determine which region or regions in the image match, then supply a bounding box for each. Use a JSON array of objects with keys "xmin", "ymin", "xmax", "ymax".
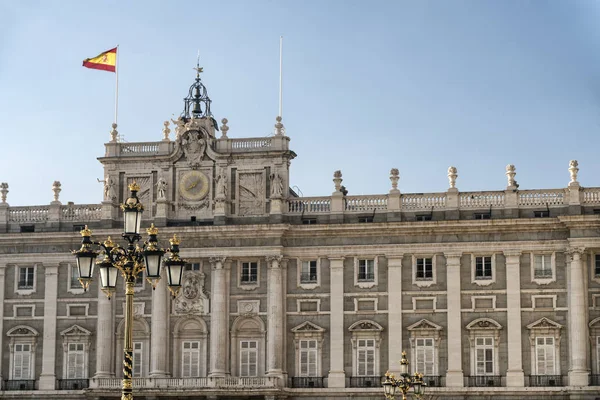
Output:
[{"xmin": 0, "ymin": 74, "xmax": 600, "ymax": 400}]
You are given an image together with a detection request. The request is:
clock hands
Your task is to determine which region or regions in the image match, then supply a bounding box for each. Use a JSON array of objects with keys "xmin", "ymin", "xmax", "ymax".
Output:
[{"xmin": 187, "ymin": 179, "xmax": 200, "ymax": 190}]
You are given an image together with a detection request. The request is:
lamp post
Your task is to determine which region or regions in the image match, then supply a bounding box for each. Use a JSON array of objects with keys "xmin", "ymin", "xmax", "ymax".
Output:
[
  {"xmin": 72, "ymin": 182, "xmax": 186, "ymax": 400},
  {"xmin": 382, "ymin": 351, "xmax": 426, "ymax": 400}
]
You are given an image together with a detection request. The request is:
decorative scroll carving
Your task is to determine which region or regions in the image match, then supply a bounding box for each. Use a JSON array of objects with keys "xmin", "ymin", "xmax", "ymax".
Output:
[{"xmin": 174, "ymin": 271, "xmax": 209, "ymax": 315}]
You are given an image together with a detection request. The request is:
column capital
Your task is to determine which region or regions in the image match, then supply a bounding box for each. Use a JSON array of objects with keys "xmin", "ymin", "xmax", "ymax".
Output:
[
  {"xmin": 328, "ymin": 256, "xmax": 345, "ymax": 262},
  {"xmin": 266, "ymin": 255, "xmax": 283, "ymax": 267},
  {"xmin": 209, "ymin": 256, "xmax": 227, "ymax": 269},
  {"xmin": 503, "ymin": 250, "xmax": 522, "ymax": 262},
  {"xmin": 567, "ymin": 247, "xmax": 585, "ymax": 260},
  {"xmin": 444, "ymin": 252, "xmax": 462, "ymax": 263},
  {"xmin": 386, "ymin": 253, "xmax": 404, "ymax": 265},
  {"xmin": 44, "ymin": 264, "xmax": 59, "ymax": 275}
]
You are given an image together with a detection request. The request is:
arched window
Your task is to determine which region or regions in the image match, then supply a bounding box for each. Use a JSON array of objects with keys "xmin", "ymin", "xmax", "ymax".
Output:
[
  {"xmin": 7, "ymin": 326, "xmax": 38, "ymax": 385},
  {"xmin": 230, "ymin": 316, "xmax": 266, "ymax": 377},
  {"xmin": 466, "ymin": 318, "xmax": 502, "ymax": 386},
  {"xmin": 60, "ymin": 325, "xmax": 92, "ymax": 380},
  {"xmin": 173, "ymin": 316, "xmax": 208, "ymax": 377}
]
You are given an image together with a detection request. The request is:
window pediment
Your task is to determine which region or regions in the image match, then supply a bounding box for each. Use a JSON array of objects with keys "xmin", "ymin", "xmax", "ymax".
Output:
[
  {"xmin": 407, "ymin": 319, "xmax": 443, "ymax": 332},
  {"xmin": 466, "ymin": 318, "xmax": 502, "ymax": 331},
  {"xmin": 60, "ymin": 324, "xmax": 92, "ymax": 337},
  {"xmin": 348, "ymin": 320, "xmax": 384, "ymax": 332},
  {"xmin": 291, "ymin": 321, "xmax": 325, "ymax": 333},
  {"xmin": 527, "ymin": 317, "xmax": 562, "ymax": 330},
  {"xmin": 589, "ymin": 317, "xmax": 600, "ymax": 329},
  {"xmin": 7, "ymin": 325, "xmax": 38, "ymax": 337}
]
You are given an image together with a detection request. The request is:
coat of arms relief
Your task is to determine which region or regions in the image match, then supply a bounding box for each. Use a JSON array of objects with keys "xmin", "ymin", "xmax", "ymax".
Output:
[{"xmin": 174, "ymin": 271, "xmax": 210, "ymax": 315}]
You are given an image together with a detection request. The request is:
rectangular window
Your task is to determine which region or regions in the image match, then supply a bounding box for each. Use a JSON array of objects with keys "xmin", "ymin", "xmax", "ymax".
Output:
[
  {"xmin": 300, "ymin": 261, "xmax": 318, "ymax": 283},
  {"xmin": 358, "ymin": 259, "xmax": 375, "ymax": 281},
  {"xmin": 302, "ymin": 218, "xmax": 317, "ymax": 225},
  {"xmin": 358, "ymin": 216, "xmax": 373, "ymax": 223},
  {"xmin": 241, "ymin": 262, "xmax": 258, "ymax": 284},
  {"xmin": 416, "ymin": 215, "xmax": 432, "ymax": 222},
  {"xmin": 71, "ymin": 265, "xmax": 81, "ymax": 289},
  {"xmin": 299, "ymin": 340, "xmax": 318, "ymax": 377},
  {"xmin": 534, "ymin": 210, "xmax": 550, "ymax": 218},
  {"xmin": 474, "ymin": 213, "xmax": 491, "ymax": 220},
  {"xmin": 475, "ymin": 337, "xmax": 494, "ymax": 376},
  {"xmin": 415, "ymin": 338, "xmax": 435, "ymax": 375},
  {"xmin": 132, "ymin": 341, "xmax": 143, "ymax": 377},
  {"xmin": 415, "ymin": 258, "xmax": 433, "ymax": 280},
  {"xmin": 13, "ymin": 343, "xmax": 32, "ymax": 379},
  {"xmin": 240, "ymin": 340, "xmax": 258, "ymax": 377},
  {"xmin": 67, "ymin": 343, "xmax": 85, "ymax": 379},
  {"xmin": 185, "ymin": 263, "xmax": 201, "ymax": 271},
  {"xmin": 475, "ymin": 257, "xmax": 492, "ymax": 280},
  {"xmin": 534, "ymin": 254, "xmax": 552, "ymax": 278},
  {"xmin": 595, "ymin": 254, "xmax": 600, "ymax": 277},
  {"xmin": 356, "ymin": 339, "xmax": 375, "ymax": 376},
  {"xmin": 535, "ymin": 337, "xmax": 555, "ymax": 375},
  {"xmin": 18, "ymin": 267, "xmax": 34, "ymax": 289},
  {"xmin": 182, "ymin": 341, "xmax": 200, "ymax": 377}
]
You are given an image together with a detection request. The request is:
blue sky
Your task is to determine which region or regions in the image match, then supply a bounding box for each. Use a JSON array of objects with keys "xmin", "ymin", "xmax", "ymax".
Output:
[{"xmin": 1, "ymin": 0, "xmax": 600, "ymax": 206}]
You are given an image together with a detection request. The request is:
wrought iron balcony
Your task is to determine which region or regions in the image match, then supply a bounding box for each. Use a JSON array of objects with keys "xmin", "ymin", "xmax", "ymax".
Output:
[
  {"xmin": 300, "ymin": 273, "xmax": 318, "ymax": 283},
  {"xmin": 57, "ymin": 379, "xmax": 89, "ymax": 390},
  {"xmin": 290, "ymin": 376, "xmax": 325, "ymax": 388},
  {"xmin": 466, "ymin": 375, "xmax": 502, "ymax": 387},
  {"xmin": 349, "ymin": 376, "xmax": 383, "ymax": 388},
  {"xmin": 533, "ymin": 268, "xmax": 553, "ymax": 278},
  {"xmin": 4, "ymin": 380, "xmax": 36, "ymax": 390},
  {"xmin": 528, "ymin": 375, "xmax": 563, "ymax": 387},
  {"xmin": 357, "ymin": 272, "xmax": 375, "ymax": 282}
]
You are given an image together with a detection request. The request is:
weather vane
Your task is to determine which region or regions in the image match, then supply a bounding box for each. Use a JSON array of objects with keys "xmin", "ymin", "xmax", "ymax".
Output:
[{"xmin": 193, "ymin": 50, "xmax": 203, "ymax": 78}]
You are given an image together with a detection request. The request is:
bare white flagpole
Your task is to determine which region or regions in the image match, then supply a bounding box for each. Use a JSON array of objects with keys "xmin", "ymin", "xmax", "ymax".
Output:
[
  {"xmin": 279, "ymin": 36, "xmax": 283, "ymax": 118},
  {"xmin": 114, "ymin": 45, "xmax": 119, "ymax": 125}
]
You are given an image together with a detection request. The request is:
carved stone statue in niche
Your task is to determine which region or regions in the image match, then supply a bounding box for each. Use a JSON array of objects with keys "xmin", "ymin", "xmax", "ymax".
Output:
[
  {"xmin": 215, "ymin": 168, "xmax": 227, "ymax": 200},
  {"xmin": 103, "ymin": 177, "xmax": 116, "ymax": 201},
  {"xmin": 156, "ymin": 176, "xmax": 167, "ymax": 201},
  {"xmin": 174, "ymin": 271, "xmax": 209, "ymax": 315},
  {"xmin": 181, "ymin": 130, "xmax": 207, "ymax": 169},
  {"xmin": 270, "ymin": 172, "xmax": 284, "ymax": 199}
]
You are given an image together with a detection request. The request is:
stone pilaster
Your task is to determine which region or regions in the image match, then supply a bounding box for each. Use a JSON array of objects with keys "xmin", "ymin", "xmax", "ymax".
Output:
[
  {"xmin": 39, "ymin": 265, "xmax": 58, "ymax": 389},
  {"xmin": 149, "ymin": 270, "xmax": 170, "ymax": 377},
  {"xmin": 387, "ymin": 255, "xmax": 403, "ymax": 373},
  {"xmin": 209, "ymin": 257, "xmax": 229, "ymax": 377},
  {"xmin": 95, "ymin": 279, "xmax": 115, "ymax": 378},
  {"xmin": 266, "ymin": 256, "xmax": 284, "ymax": 382},
  {"xmin": 504, "ymin": 251, "xmax": 524, "ymax": 386},
  {"xmin": 328, "ymin": 257, "xmax": 345, "ymax": 387},
  {"xmin": 444, "ymin": 252, "xmax": 464, "ymax": 387},
  {"xmin": 567, "ymin": 248, "xmax": 590, "ymax": 386},
  {"xmin": 0, "ymin": 266, "xmax": 5, "ymax": 381}
]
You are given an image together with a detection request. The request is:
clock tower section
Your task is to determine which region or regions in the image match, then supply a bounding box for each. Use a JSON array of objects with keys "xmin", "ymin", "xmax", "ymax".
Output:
[{"xmin": 98, "ymin": 63, "xmax": 295, "ymax": 227}]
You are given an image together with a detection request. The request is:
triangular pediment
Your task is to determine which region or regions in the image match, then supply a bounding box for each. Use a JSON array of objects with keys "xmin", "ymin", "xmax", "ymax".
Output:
[
  {"xmin": 466, "ymin": 318, "xmax": 502, "ymax": 330},
  {"xmin": 60, "ymin": 324, "xmax": 92, "ymax": 337},
  {"xmin": 291, "ymin": 321, "xmax": 325, "ymax": 333},
  {"xmin": 527, "ymin": 317, "xmax": 562, "ymax": 330},
  {"xmin": 348, "ymin": 320, "xmax": 383, "ymax": 332},
  {"xmin": 407, "ymin": 319, "xmax": 443, "ymax": 331}
]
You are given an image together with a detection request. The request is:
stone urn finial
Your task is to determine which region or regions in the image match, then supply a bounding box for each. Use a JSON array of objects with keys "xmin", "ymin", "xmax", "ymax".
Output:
[
  {"xmin": 0, "ymin": 182, "xmax": 8, "ymax": 203},
  {"xmin": 274, "ymin": 116, "xmax": 285, "ymax": 136},
  {"xmin": 569, "ymin": 160, "xmax": 579, "ymax": 184},
  {"xmin": 448, "ymin": 166, "xmax": 458, "ymax": 189},
  {"xmin": 333, "ymin": 170, "xmax": 343, "ymax": 193},
  {"xmin": 110, "ymin": 123, "xmax": 118, "ymax": 143},
  {"xmin": 390, "ymin": 168, "xmax": 400, "ymax": 193},
  {"xmin": 52, "ymin": 181, "xmax": 61, "ymax": 202},
  {"xmin": 506, "ymin": 164, "xmax": 516, "ymax": 187},
  {"xmin": 162, "ymin": 121, "xmax": 171, "ymax": 141},
  {"xmin": 220, "ymin": 118, "xmax": 229, "ymax": 139}
]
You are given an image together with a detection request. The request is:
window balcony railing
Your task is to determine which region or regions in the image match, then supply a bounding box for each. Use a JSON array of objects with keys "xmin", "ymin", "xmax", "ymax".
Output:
[
  {"xmin": 357, "ymin": 272, "xmax": 375, "ymax": 282},
  {"xmin": 4, "ymin": 380, "xmax": 36, "ymax": 390},
  {"xmin": 415, "ymin": 275, "xmax": 433, "ymax": 281},
  {"xmin": 528, "ymin": 375, "xmax": 563, "ymax": 387},
  {"xmin": 466, "ymin": 375, "xmax": 502, "ymax": 387},
  {"xmin": 290, "ymin": 376, "xmax": 325, "ymax": 388},
  {"xmin": 240, "ymin": 275, "xmax": 258, "ymax": 284},
  {"xmin": 300, "ymin": 273, "xmax": 318, "ymax": 283},
  {"xmin": 590, "ymin": 374, "xmax": 600, "ymax": 386},
  {"xmin": 533, "ymin": 269, "xmax": 553, "ymax": 278},
  {"xmin": 57, "ymin": 379, "xmax": 89, "ymax": 390},
  {"xmin": 422, "ymin": 375, "xmax": 444, "ymax": 387},
  {"xmin": 349, "ymin": 376, "xmax": 383, "ymax": 388}
]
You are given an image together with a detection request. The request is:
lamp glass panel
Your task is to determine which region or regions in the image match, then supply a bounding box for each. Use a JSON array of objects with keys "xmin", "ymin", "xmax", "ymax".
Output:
[
  {"xmin": 77, "ymin": 254, "xmax": 95, "ymax": 279},
  {"xmin": 167, "ymin": 263, "xmax": 183, "ymax": 287},
  {"xmin": 99, "ymin": 265, "xmax": 118, "ymax": 288},
  {"xmin": 144, "ymin": 253, "xmax": 162, "ymax": 278},
  {"xmin": 124, "ymin": 210, "xmax": 141, "ymax": 235},
  {"xmin": 399, "ymin": 363, "xmax": 408, "ymax": 375}
]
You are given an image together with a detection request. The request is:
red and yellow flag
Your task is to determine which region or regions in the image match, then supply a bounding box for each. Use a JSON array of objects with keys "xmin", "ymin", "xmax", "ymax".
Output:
[{"xmin": 82, "ymin": 47, "xmax": 117, "ymax": 72}]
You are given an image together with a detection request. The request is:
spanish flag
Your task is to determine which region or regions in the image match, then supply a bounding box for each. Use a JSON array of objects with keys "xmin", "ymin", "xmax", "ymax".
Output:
[{"xmin": 82, "ymin": 47, "xmax": 117, "ymax": 72}]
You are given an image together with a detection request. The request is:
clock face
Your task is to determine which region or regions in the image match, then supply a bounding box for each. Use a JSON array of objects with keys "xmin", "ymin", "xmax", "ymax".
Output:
[{"xmin": 179, "ymin": 170, "xmax": 209, "ymax": 201}]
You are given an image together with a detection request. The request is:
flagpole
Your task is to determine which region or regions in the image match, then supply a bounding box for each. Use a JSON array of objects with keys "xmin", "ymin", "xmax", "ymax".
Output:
[
  {"xmin": 114, "ymin": 45, "xmax": 119, "ymax": 125},
  {"xmin": 278, "ymin": 36, "xmax": 283, "ymax": 118}
]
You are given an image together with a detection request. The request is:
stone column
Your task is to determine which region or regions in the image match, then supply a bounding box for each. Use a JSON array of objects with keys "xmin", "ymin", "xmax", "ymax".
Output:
[
  {"xmin": 0, "ymin": 266, "xmax": 6, "ymax": 381},
  {"xmin": 209, "ymin": 257, "xmax": 229, "ymax": 377},
  {"xmin": 567, "ymin": 248, "xmax": 589, "ymax": 386},
  {"xmin": 95, "ymin": 278, "xmax": 115, "ymax": 378},
  {"xmin": 149, "ymin": 270, "xmax": 170, "ymax": 377},
  {"xmin": 39, "ymin": 265, "xmax": 58, "ymax": 389},
  {"xmin": 387, "ymin": 255, "xmax": 403, "ymax": 373},
  {"xmin": 504, "ymin": 251, "xmax": 524, "ymax": 386},
  {"xmin": 266, "ymin": 256, "xmax": 284, "ymax": 381},
  {"xmin": 444, "ymin": 252, "xmax": 464, "ymax": 387},
  {"xmin": 328, "ymin": 257, "xmax": 345, "ymax": 387}
]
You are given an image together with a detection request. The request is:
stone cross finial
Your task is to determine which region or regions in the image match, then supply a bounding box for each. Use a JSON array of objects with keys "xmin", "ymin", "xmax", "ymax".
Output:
[
  {"xmin": 274, "ymin": 116, "xmax": 285, "ymax": 136},
  {"xmin": 506, "ymin": 164, "xmax": 516, "ymax": 187},
  {"xmin": 162, "ymin": 121, "xmax": 171, "ymax": 141},
  {"xmin": 333, "ymin": 170, "xmax": 343, "ymax": 192},
  {"xmin": 110, "ymin": 123, "xmax": 118, "ymax": 143},
  {"xmin": 52, "ymin": 181, "xmax": 61, "ymax": 202},
  {"xmin": 448, "ymin": 166, "xmax": 458, "ymax": 189},
  {"xmin": 569, "ymin": 160, "xmax": 579, "ymax": 184},
  {"xmin": 390, "ymin": 168, "xmax": 400, "ymax": 193},
  {"xmin": 0, "ymin": 182, "xmax": 8, "ymax": 203},
  {"xmin": 220, "ymin": 118, "xmax": 229, "ymax": 139}
]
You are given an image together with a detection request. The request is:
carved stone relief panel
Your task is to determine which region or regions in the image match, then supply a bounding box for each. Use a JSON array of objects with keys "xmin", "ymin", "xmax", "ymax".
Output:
[
  {"xmin": 238, "ymin": 172, "xmax": 265, "ymax": 216},
  {"xmin": 237, "ymin": 300, "xmax": 260, "ymax": 316},
  {"xmin": 127, "ymin": 176, "xmax": 152, "ymax": 206},
  {"xmin": 174, "ymin": 271, "xmax": 209, "ymax": 315}
]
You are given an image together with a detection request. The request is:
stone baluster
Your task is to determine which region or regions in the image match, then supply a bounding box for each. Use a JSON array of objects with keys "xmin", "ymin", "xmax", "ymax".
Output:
[
  {"xmin": 328, "ymin": 257, "xmax": 346, "ymax": 387},
  {"xmin": 567, "ymin": 248, "xmax": 589, "ymax": 386},
  {"xmin": 209, "ymin": 257, "xmax": 229, "ymax": 377},
  {"xmin": 95, "ymin": 279, "xmax": 115, "ymax": 378},
  {"xmin": 504, "ymin": 251, "xmax": 524, "ymax": 386},
  {"xmin": 39, "ymin": 265, "xmax": 59, "ymax": 389},
  {"xmin": 266, "ymin": 256, "xmax": 284, "ymax": 381},
  {"xmin": 149, "ymin": 268, "xmax": 170, "ymax": 377},
  {"xmin": 387, "ymin": 255, "xmax": 404, "ymax": 373},
  {"xmin": 444, "ymin": 252, "xmax": 464, "ymax": 387}
]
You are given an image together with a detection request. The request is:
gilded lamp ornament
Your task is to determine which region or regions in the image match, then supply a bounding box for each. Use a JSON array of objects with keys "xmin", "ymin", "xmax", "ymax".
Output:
[
  {"xmin": 72, "ymin": 183, "xmax": 186, "ymax": 400},
  {"xmin": 382, "ymin": 351, "xmax": 426, "ymax": 400}
]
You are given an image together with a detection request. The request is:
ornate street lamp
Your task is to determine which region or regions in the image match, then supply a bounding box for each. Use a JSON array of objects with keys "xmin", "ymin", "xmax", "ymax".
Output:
[
  {"xmin": 382, "ymin": 351, "xmax": 426, "ymax": 400},
  {"xmin": 72, "ymin": 182, "xmax": 186, "ymax": 400}
]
